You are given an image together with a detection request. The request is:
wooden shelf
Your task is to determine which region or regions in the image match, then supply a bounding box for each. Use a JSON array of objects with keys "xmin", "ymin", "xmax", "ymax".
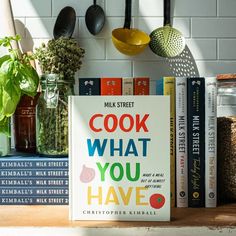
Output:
[{"xmin": 0, "ymin": 204, "xmax": 236, "ymax": 236}]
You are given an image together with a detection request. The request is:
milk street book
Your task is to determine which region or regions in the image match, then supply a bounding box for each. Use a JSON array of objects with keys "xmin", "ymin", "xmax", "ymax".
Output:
[{"xmin": 69, "ymin": 96, "xmax": 170, "ymax": 221}]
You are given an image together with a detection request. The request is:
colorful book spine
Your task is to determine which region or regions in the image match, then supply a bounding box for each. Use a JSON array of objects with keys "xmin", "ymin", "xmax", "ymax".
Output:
[
  {"xmin": 134, "ymin": 77, "xmax": 150, "ymax": 95},
  {"xmin": 205, "ymin": 77, "xmax": 217, "ymax": 208},
  {"xmin": 79, "ymin": 78, "xmax": 100, "ymax": 95},
  {"xmin": 122, "ymin": 77, "xmax": 133, "ymax": 95},
  {"xmin": 0, "ymin": 197, "xmax": 68, "ymax": 205},
  {"xmin": 164, "ymin": 77, "xmax": 176, "ymax": 207},
  {"xmin": 100, "ymin": 78, "xmax": 122, "ymax": 95},
  {"xmin": 187, "ymin": 77, "xmax": 205, "ymax": 207},
  {"xmin": 175, "ymin": 77, "xmax": 188, "ymax": 207}
]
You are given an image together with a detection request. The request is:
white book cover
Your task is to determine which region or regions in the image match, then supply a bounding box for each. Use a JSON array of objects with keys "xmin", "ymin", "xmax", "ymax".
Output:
[
  {"xmin": 205, "ymin": 77, "xmax": 217, "ymax": 208},
  {"xmin": 122, "ymin": 77, "xmax": 134, "ymax": 95},
  {"xmin": 175, "ymin": 77, "xmax": 188, "ymax": 207},
  {"xmin": 69, "ymin": 96, "xmax": 170, "ymax": 221}
]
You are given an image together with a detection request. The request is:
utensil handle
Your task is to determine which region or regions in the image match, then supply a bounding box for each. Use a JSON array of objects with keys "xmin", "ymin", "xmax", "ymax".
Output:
[
  {"xmin": 124, "ymin": 0, "xmax": 131, "ymax": 29},
  {"xmin": 164, "ymin": 0, "xmax": 171, "ymax": 25},
  {"xmin": 93, "ymin": 0, "xmax": 96, "ymax": 5}
]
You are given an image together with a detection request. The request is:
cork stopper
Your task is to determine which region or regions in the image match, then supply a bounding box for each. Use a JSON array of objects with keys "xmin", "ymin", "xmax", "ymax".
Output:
[{"xmin": 217, "ymin": 74, "xmax": 236, "ymax": 80}]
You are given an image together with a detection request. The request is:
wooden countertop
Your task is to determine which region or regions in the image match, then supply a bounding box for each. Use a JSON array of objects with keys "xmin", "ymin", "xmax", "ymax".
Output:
[{"xmin": 0, "ymin": 204, "xmax": 236, "ymax": 228}]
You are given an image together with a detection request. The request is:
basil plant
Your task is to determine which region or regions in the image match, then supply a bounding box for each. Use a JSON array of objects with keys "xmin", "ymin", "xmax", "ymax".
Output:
[{"xmin": 0, "ymin": 35, "xmax": 39, "ymax": 135}]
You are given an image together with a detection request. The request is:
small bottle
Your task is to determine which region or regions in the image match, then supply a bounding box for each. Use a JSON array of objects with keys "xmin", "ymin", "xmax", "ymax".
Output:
[{"xmin": 0, "ymin": 133, "xmax": 10, "ymax": 156}]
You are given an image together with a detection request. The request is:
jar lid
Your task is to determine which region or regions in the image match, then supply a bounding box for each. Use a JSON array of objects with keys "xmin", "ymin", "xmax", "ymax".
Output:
[{"xmin": 217, "ymin": 74, "xmax": 236, "ymax": 80}]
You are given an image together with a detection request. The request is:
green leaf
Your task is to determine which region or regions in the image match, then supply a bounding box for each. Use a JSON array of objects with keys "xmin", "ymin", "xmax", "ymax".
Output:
[
  {"xmin": 2, "ymin": 79, "xmax": 21, "ymax": 117},
  {"xmin": 0, "ymin": 55, "xmax": 10, "ymax": 67},
  {"xmin": 0, "ymin": 116, "xmax": 10, "ymax": 136},
  {"xmin": 0, "ymin": 85, "xmax": 4, "ymax": 121},
  {"xmin": 0, "ymin": 59, "xmax": 13, "ymax": 86},
  {"xmin": 16, "ymin": 64, "xmax": 39, "ymax": 96}
]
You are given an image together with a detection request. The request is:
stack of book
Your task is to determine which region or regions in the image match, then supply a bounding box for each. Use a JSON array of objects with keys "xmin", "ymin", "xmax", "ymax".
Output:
[
  {"xmin": 0, "ymin": 155, "xmax": 68, "ymax": 205},
  {"xmin": 156, "ymin": 77, "xmax": 217, "ymax": 208}
]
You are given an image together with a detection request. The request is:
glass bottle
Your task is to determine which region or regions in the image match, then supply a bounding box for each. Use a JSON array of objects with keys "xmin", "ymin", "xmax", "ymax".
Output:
[{"xmin": 36, "ymin": 74, "xmax": 74, "ymax": 156}]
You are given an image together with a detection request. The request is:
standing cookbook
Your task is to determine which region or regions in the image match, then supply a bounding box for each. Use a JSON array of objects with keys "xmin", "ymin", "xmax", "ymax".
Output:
[{"xmin": 69, "ymin": 96, "xmax": 170, "ymax": 221}]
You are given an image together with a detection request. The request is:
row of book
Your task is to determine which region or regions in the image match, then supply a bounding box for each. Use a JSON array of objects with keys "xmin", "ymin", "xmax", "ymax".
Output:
[
  {"xmin": 156, "ymin": 77, "xmax": 217, "ymax": 208},
  {"xmin": 0, "ymin": 155, "xmax": 68, "ymax": 205},
  {"xmin": 79, "ymin": 77, "xmax": 150, "ymax": 95}
]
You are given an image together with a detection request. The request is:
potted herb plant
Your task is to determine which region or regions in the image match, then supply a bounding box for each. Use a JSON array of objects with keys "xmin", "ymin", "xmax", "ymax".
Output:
[
  {"xmin": 35, "ymin": 37, "xmax": 85, "ymax": 156},
  {"xmin": 0, "ymin": 35, "xmax": 39, "ymax": 135}
]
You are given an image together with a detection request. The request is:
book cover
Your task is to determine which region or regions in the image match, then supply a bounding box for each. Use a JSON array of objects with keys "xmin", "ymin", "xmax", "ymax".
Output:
[
  {"xmin": 134, "ymin": 77, "xmax": 150, "ymax": 95},
  {"xmin": 205, "ymin": 77, "xmax": 217, "ymax": 208},
  {"xmin": 69, "ymin": 96, "xmax": 170, "ymax": 221},
  {"xmin": 79, "ymin": 78, "xmax": 100, "ymax": 95},
  {"xmin": 187, "ymin": 77, "xmax": 205, "ymax": 207},
  {"xmin": 100, "ymin": 78, "xmax": 122, "ymax": 95},
  {"xmin": 175, "ymin": 77, "xmax": 188, "ymax": 208},
  {"xmin": 122, "ymin": 77, "xmax": 134, "ymax": 95},
  {"xmin": 163, "ymin": 77, "xmax": 176, "ymax": 208}
]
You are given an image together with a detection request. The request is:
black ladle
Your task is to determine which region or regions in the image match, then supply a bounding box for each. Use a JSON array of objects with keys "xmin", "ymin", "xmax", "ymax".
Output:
[
  {"xmin": 53, "ymin": 6, "xmax": 76, "ymax": 39},
  {"xmin": 85, "ymin": 0, "xmax": 105, "ymax": 35}
]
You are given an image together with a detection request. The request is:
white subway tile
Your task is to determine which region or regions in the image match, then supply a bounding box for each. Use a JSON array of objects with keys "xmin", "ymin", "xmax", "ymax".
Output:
[
  {"xmin": 11, "ymin": 0, "xmax": 51, "ymax": 17},
  {"xmin": 134, "ymin": 17, "xmax": 190, "ymax": 38},
  {"xmin": 79, "ymin": 39, "xmax": 105, "ymax": 60},
  {"xmin": 218, "ymin": 39, "xmax": 236, "ymax": 60},
  {"xmin": 174, "ymin": 0, "xmax": 216, "ymax": 17},
  {"xmin": 52, "ymin": 0, "xmax": 105, "ymax": 17},
  {"xmin": 78, "ymin": 60, "xmax": 132, "ymax": 77},
  {"xmin": 25, "ymin": 18, "xmax": 55, "ymax": 38},
  {"xmin": 186, "ymin": 39, "xmax": 217, "ymax": 60},
  {"xmin": 78, "ymin": 17, "xmax": 125, "ymax": 38},
  {"xmin": 192, "ymin": 18, "xmax": 236, "ymax": 38},
  {"xmin": 219, "ymin": 96, "xmax": 236, "ymax": 106},
  {"xmin": 218, "ymin": 0, "xmax": 236, "ymax": 16},
  {"xmin": 196, "ymin": 61, "xmax": 236, "ymax": 76},
  {"xmin": 14, "ymin": 18, "xmax": 26, "ymax": 38}
]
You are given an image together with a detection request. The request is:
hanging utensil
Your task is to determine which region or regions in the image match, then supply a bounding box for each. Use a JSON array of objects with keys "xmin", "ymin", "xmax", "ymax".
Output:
[
  {"xmin": 149, "ymin": 0, "xmax": 185, "ymax": 58},
  {"xmin": 112, "ymin": 0, "xmax": 150, "ymax": 56},
  {"xmin": 85, "ymin": 0, "xmax": 105, "ymax": 35},
  {"xmin": 53, "ymin": 6, "xmax": 76, "ymax": 39}
]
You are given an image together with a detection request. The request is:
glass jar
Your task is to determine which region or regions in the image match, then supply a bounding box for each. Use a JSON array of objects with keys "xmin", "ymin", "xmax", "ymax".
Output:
[
  {"xmin": 36, "ymin": 74, "xmax": 74, "ymax": 156},
  {"xmin": 217, "ymin": 74, "xmax": 236, "ymax": 203},
  {"xmin": 14, "ymin": 94, "xmax": 40, "ymax": 153}
]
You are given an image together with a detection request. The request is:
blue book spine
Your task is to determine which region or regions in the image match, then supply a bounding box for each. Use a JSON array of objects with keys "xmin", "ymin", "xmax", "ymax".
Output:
[
  {"xmin": 0, "ymin": 178, "xmax": 68, "ymax": 187},
  {"xmin": 0, "ymin": 187, "xmax": 68, "ymax": 197},
  {"xmin": 187, "ymin": 77, "xmax": 205, "ymax": 207},
  {"xmin": 0, "ymin": 169, "xmax": 68, "ymax": 178},
  {"xmin": 0, "ymin": 157, "xmax": 68, "ymax": 169},
  {"xmin": 156, "ymin": 78, "xmax": 164, "ymax": 95},
  {"xmin": 0, "ymin": 197, "xmax": 69, "ymax": 205},
  {"xmin": 79, "ymin": 78, "xmax": 100, "ymax": 95}
]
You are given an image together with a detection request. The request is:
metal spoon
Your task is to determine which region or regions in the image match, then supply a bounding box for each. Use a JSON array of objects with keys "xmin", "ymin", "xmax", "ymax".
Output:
[
  {"xmin": 53, "ymin": 6, "xmax": 76, "ymax": 39},
  {"xmin": 85, "ymin": 0, "xmax": 105, "ymax": 35}
]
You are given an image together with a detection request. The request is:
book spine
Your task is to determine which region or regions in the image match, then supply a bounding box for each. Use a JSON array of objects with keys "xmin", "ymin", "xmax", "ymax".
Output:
[
  {"xmin": 134, "ymin": 77, "xmax": 150, "ymax": 95},
  {"xmin": 187, "ymin": 77, "xmax": 205, "ymax": 207},
  {"xmin": 100, "ymin": 78, "xmax": 122, "ymax": 95},
  {"xmin": 0, "ymin": 186, "xmax": 68, "ymax": 197},
  {"xmin": 0, "ymin": 169, "xmax": 68, "ymax": 178},
  {"xmin": 0, "ymin": 197, "xmax": 69, "ymax": 205},
  {"xmin": 0, "ymin": 159, "xmax": 68, "ymax": 169},
  {"xmin": 175, "ymin": 77, "xmax": 188, "ymax": 207},
  {"xmin": 156, "ymin": 78, "xmax": 163, "ymax": 95},
  {"xmin": 79, "ymin": 78, "xmax": 100, "ymax": 95},
  {"xmin": 205, "ymin": 77, "xmax": 217, "ymax": 208},
  {"xmin": 0, "ymin": 178, "xmax": 68, "ymax": 187},
  {"xmin": 163, "ymin": 77, "xmax": 176, "ymax": 207},
  {"xmin": 122, "ymin": 77, "xmax": 134, "ymax": 95}
]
